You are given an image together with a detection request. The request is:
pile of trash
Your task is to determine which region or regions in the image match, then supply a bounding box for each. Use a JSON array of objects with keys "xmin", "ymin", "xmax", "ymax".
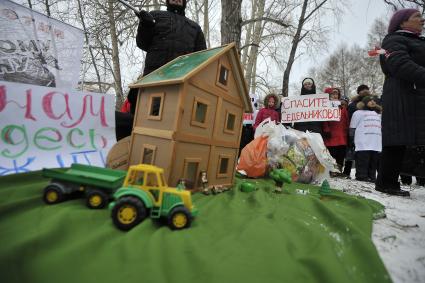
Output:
[{"xmin": 237, "ymin": 118, "xmax": 338, "ymax": 184}]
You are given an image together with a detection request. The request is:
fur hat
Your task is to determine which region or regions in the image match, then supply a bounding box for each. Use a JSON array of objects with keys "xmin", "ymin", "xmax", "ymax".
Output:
[
  {"xmin": 356, "ymin": 84, "xmax": 369, "ymax": 94},
  {"xmin": 356, "ymin": 95, "xmax": 382, "ymax": 113},
  {"xmin": 388, "ymin": 9, "xmax": 419, "ymax": 33},
  {"xmin": 263, "ymin": 93, "xmax": 280, "ymax": 109}
]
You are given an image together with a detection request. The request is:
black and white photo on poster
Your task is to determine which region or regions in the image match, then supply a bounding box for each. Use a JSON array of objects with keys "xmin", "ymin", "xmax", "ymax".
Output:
[{"xmin": 0, "ymin": 0, "xmax": 83, "ymax": 88}]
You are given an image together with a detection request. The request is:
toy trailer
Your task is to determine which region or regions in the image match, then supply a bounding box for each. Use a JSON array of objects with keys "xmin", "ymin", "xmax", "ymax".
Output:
[{"xmin": 42, "ymin": 164, "xmax": 127, "ymax": 209}]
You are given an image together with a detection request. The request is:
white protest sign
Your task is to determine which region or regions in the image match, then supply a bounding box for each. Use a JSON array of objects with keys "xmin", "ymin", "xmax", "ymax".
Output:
[
  {"xmin": 0, "ymin": 0, "xmax": 84, "ymax": 88},
  {"xmin": 281, "ymin": 93, "xmax": 341, "ymax": 123},
  {"xmin": 0, "ymin": 81, "xmax": 116, "ymax": 175}
]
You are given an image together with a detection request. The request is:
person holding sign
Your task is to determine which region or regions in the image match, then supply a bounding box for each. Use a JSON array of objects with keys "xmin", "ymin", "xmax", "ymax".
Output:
[
  {"xmin": 322, "ymin": 88, "xmax": 349, "ymax": 176},
  {"xmin": 375, "ymin": 9, "xmax": 425, "ymax": 196},
  {"xmin": 253, "ymin": 93, "xmax": 280, "ymax": 130},
  {"xmin": 292, "ymin": 78, "xmax": 324, "ymax": 137}
]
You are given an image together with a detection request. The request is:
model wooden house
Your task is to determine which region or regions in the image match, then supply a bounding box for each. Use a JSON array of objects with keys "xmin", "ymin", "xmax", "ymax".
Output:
[{"xmin": 128, "ymin": 43, "xmax": 252, "ymax": 190}]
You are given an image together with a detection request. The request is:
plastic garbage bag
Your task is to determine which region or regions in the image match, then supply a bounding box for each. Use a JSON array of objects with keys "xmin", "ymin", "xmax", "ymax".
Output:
[{"xmin": 237, "ymin": 136, "xmax": 268, "ymax": 178}]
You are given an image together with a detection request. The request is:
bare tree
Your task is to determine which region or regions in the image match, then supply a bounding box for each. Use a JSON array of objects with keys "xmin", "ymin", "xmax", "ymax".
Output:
[
  {"xmin": 383, "ymin": 0, "xmax": 425, "ymax": 13},
  {"xmin": 76, "ymin": 0, "xmax": 103, "ymax": 92},
  {"xmin": 313, "ymin": 17, "xmax": 388, "ymax": 97},
  {"xmin": 280, "ymin": 0, "xmax": 334, "ymax": 97}
]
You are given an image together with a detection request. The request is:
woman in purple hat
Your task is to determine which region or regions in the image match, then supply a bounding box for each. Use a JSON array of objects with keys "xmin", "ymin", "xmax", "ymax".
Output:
[{"xmin": 375, "ymin": 9, "xmax": 425, "ymax": 196}]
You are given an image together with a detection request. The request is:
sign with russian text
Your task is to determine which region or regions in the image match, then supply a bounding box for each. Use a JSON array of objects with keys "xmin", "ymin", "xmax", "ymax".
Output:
[
  {"xmin": 281, "ymin": 94, "xmax": 341, "ymax": 123},
  {"xmin": 0, "ymin": 0, "xmax": 84, "ymax": 88},
  {"xmin": 0, "ymin": 81, "xmax": 116, "ymax": 175}
]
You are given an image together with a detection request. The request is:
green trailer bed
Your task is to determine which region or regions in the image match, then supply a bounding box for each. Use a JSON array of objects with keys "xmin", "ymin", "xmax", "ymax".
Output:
[{"xmin": 42, "ymin": 164, "xmax": 127, "ymax": 190}]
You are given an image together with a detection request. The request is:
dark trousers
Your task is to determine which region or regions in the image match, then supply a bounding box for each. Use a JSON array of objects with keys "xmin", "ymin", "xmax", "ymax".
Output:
[
  {"xmin": 376, "ymin": 146, "xmax": 406, "ymax": 189},
  {"xmin": 355, "ymin": 150, "xmax": 379, "ymax": 180},
  {"xmin": 327, "ymin": 146, "xmax": 346, "ymax": 170},
  {"xmin": 343, "ymin": 160, "xmax": 353, "ymax": 175}
]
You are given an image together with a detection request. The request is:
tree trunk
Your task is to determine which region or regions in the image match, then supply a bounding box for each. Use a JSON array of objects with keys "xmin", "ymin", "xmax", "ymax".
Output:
[
  {"xmin": 241, "ymin": 0, "xmax": 257, "ymax": 70},
  {"xmin": 27, "ymin": 0, "xmax": 33, "ymax": 9},
  {"xmin": 245, "ymin": 0, "xmax": 265, "ymax": 92},
  {"xmin": 203, "ymin": 0, "xmax": 211, "ymax": 48},
  {"xmin": 281, "ymin": 0, "xmax": 309, "ymax": 97},
  {"xmin": 44, "ymin": 0, "xmax": 51, "ymax": 16},
  {"xmin": 107, "ymin": 0, "xmax": 124, "ymax": 109},
  {"xmin": 220, "ymin": 0, "xmax": 243, "ymax": 50}
]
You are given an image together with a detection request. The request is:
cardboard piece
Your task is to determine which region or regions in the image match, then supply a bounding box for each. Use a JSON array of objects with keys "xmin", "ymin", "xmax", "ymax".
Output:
[{"xmin": 106, "ymin": 136, "xmax": 131, "ymax": 170}]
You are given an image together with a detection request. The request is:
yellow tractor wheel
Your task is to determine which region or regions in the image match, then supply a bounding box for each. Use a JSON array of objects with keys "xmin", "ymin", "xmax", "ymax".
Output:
[
  {"xmin": 168, "ymin": 206, "xmax": 192, "ymax": 230},
  {"xmin": 111, "ymin": 196, "xmax": 147, "ymax": 231}
]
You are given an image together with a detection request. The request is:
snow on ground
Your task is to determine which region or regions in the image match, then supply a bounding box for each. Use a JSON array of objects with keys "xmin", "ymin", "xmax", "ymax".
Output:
[{"xmin": 328, "ymin": 172, "xmax": 425, "ymax": 283}]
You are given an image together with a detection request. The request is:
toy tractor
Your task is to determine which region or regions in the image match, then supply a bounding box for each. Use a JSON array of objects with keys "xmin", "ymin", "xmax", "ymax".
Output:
[{"xmin": 109, "ymin": 164, "xmax": 198, "ymax": 231}]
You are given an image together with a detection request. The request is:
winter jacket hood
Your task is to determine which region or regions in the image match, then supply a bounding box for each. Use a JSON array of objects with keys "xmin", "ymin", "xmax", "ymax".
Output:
[{"xmin": 263, "ymin": 93, "xmax": 280, "ymax": 110}]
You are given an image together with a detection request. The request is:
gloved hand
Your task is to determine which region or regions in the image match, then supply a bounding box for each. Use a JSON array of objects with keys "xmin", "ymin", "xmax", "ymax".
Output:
[{"xmin": 135, "ymin": 10, "xmax": 155, "ymax": 25}]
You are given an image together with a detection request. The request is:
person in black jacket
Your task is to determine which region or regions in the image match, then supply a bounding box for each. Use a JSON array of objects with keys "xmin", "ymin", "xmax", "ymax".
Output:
[
  {"xmin": 375, "ymin": 9, "xmax": 425, "ymax": 197},
  {"xmin": 292, "ymin": 78, "xmax": 324, "ymax": 136},
  {"xmin": 135, "ymin": 0, "xmax": 207, "ymax": 76},
  {"xmin": 127, "ymin": 0, "xmax": 206, "ymax": 113},
  {"xmin": 116, "ymin": 0, "xmax": 207, "ymax": 140}
]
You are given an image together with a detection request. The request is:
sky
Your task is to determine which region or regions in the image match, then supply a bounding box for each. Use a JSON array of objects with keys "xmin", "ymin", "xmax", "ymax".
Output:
[{"xmin": 290, "ymin": 0, "xmax": 391, "ymax": 88}]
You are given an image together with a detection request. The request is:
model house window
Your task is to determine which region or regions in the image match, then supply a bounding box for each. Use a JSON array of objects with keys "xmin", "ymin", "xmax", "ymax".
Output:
[
  {"xmin": 224, "ymin": 111, "xmax": 236, "ymax": 134},
  {"xmin": 148, "ymin": 93, "xmax": 164, "ymax": 120},
  {"xmin": 141, "ymin": 144, "xmax": 156, "ymax": 165},
  {"xmin": 217, "ymin": 155, "xmax": 231, "ymax": 178},
  {"xmin": 216, "ymin": 61, "xmax": 230, "ymax": 90},
  {"xmin": 183, "ymin": 159, "xmax": 200, "ymax": 189},
  {"xmin": 219, "ymin": 65, "xmax": 229, "ymax": 85},
  {"xmin": 191, "ymin": 97, "xmax": 209, "ymax": 128}
]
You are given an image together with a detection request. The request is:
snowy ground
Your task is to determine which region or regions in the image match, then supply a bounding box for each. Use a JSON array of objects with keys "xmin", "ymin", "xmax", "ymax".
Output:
[{"xmin": 328, "ymin": 172, "xmax": 425, "ymax": 283}]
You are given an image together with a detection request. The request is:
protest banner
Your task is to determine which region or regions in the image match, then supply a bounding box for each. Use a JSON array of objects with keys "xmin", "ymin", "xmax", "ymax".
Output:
[
  {"xmin": 0, "ymin": 0, "xmax": 84, "ymax": 88},
  {"xmin": 281, "ymin": 93, "xmax": 341, "ymax": 123},
  {"xmin": 0, "ymin": 81, "xmax": 116, "ymax": 176}
]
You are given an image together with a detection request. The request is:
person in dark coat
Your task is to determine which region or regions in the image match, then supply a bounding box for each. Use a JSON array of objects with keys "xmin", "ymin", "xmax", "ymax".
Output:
[
  {"xmin": 292, "ymin": 78, "xmax": 324, "ymax": 135},
  {"xmin": 116, "ymin": 0, "xmax": 207, "ymax": 140},
  {"xmin": 135, "ymin": 0, "xmax": 207, "ymax": 76},
  {"xmin": 375, "ymin": 9, "xmax": 425, "ymax": 197}
]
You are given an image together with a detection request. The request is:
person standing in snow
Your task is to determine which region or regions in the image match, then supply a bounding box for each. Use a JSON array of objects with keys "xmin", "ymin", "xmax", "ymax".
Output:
[
  {"xmin": 292, "ymin": 78, "xmax": 324, "ymax": 136},
  {"xmin": 322, "ymin": 87, "xmax": 349, "ymax": 176},
  {"xmin": 253, "ymin": 93, "xmax": 280, "ymax": 130},
  {"xmin": 375, "ymin": 9, "xmax": 425, "ymax": 196},
  {"xmin": 350, "ymin": 96, "xmax": 382, "ymax": 182}
]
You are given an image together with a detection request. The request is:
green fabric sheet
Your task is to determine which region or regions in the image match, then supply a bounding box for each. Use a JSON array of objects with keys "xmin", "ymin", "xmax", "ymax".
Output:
[{"xmin": 0, "ymin": 172, "xmax": 391, "ymax": 283}]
